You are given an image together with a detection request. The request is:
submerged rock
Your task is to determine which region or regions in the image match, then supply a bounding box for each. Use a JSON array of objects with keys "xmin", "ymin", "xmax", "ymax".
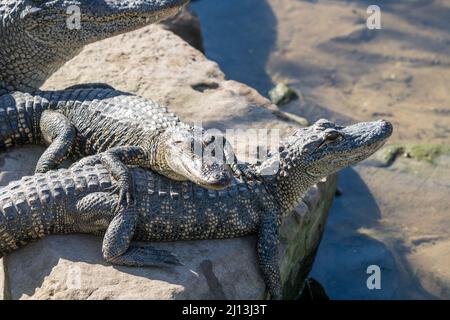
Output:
[
  {"xmin": 269, "ymin": 83, "xmax": 299, "ymax": 106},
  {"xmin": 272, "ymin": 110, "xmax": 310, "ymax": 127},
  {"xmin": 370, "ymin": 144, "xmax": 450, "ymax": 167},
  {"xmin": 0, "ymin": 25, "xmax": 336, "ymax": 300}
]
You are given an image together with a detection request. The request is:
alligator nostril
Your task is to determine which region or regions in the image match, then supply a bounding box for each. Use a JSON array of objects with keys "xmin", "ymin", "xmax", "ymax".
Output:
[{"xmin": 380, "ymin": 119, "xmax": 393, "ymax": 130}]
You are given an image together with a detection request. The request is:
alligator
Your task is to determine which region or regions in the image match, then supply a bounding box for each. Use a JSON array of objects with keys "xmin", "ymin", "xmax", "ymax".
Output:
[
  {"xmin": 0, "ymin": 0, "xmax": 190, "ymax": 95},
  {"xmin": 0, "ymin": 87, "xmax": 233, "ymax": 208},
  {"xmin": 0, "ymin": 0, "xmax": 233, "ymax": 203},
  {"xmin": 0, "ymin": 119, "xmax": 393, "ymax": 299}
]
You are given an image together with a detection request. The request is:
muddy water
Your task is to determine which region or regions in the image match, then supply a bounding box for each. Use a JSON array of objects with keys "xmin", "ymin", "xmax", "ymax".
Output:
[{"xmin": 192, "ymin": 0, "xmax": 450, "ymax": 299}]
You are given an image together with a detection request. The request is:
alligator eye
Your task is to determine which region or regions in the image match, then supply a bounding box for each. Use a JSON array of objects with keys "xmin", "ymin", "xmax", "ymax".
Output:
[
  {"xmin": 318, "ymin": 131, "xmax": 341, "ymax": 149},
  {"xmin": 325, "ymin": 131, "xmax": 341, "ymax": 142}
]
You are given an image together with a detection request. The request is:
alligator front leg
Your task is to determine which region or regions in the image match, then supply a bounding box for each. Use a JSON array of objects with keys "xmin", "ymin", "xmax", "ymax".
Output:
[
  {"xmin": 99, "ymin": 146, "xmax": 149, "ymax": 210},
  {"xmin": 257, "ymin": 210, "xmax": 283, "ymax": 300},
  {"xmin": 76, "ymin": 192, "xmax": 181, "ymax": 267},
  {"xmin": 223, "ymin": 139, "xmax": 257, "ymax": 180},
  {"xmin": 37, "ymin": 110, "xmax": 76, "ymax": 173}
]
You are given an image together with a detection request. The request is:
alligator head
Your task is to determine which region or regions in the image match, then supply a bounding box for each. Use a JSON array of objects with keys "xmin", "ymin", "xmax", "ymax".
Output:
[
  {"xmin": 260, "ymin": 119, "xmax": 393, "ymax": 212},
  {"xmin": 19, "ymin": 0, "xmax": 190, "ymax": 44},
  {"xmin": 152, "ymin": 127, "xmax": 233, "ymax": 190},
  {"xmin": 0, "ymin": 0, "xmax": 189, "ymax": 93}
]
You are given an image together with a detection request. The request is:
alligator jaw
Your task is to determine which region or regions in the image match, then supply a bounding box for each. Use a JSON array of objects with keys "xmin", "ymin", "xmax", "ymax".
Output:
[
  {"xmin": 19, "ymin": 0, "xmax": 191, "ymax": 45},
  {"xmin": 303, "ymin": 119, "xmax": 393, "ymax": 177},
  {"xmin": 81, "ymin": 0, "xmax": 191, "ymax": 32},
  {"xmin": 165, "ymin": 152, "xmax": 233, "ymax": 190}
]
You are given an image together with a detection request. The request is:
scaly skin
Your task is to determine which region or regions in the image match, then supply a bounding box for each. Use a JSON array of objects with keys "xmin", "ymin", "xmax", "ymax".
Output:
[
  {"xmin": 0, "ymin": 0, "xmax": 190, "ymax": 95},
  {"xmin": 0, "ymin": 0, "xmax": 232, "ymax": 203},
  {"xmin": 0, "ymin": 119, "xmax": 393, "ymax": 299},
  {"xmin": 0, "ymin": 87, "xmax": 232, "ymax": 204}
]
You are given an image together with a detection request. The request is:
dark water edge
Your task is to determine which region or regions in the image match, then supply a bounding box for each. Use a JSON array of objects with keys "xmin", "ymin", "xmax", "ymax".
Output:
[{"xmin": 190, "ymin": 0, "xmax": 277, "ymax": 97}]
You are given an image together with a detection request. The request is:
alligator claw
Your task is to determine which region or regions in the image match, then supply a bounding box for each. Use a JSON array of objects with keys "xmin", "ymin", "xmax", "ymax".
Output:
[
  {"xmin": 104, "ymin": 184, "xmax": 135, "ymax": 213},
  {"xmin": 104, "ymin": 185, "xmax": 119, "ymax": 194},
  {"xmin": 116, "ymin": 187, "xmax": 135, "ymax": 211}
]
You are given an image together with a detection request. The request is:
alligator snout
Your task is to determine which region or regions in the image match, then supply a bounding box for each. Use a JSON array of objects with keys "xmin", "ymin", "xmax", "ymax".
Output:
[
  {"xmin": 202, "ymin": 162, "xmax": 233, "ymax": 190},
  {"xmin": 377, "ymin": 119, "xmax": 394, "ymax": 137}
]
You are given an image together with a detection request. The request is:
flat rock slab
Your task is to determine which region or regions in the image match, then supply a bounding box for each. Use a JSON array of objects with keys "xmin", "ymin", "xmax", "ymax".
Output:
[
  {"xmin": 5, "ymin": 230, "xmax": 265, "ymax": 300},
  {"xmin": 1, "ymin": 25, "xmax": 336, "ymax": 300}
]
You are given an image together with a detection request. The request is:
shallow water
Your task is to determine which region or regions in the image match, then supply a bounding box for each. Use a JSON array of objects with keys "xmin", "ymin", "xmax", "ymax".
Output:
[{"xmin": 192, "ymin": 0, "xmax": 450, "ymax": 299}]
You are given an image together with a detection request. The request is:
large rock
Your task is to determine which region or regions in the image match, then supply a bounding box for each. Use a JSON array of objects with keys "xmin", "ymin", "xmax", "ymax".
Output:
[{"xmin": 0, "ymin": 25, "xmax": 336, "ymax": 300}]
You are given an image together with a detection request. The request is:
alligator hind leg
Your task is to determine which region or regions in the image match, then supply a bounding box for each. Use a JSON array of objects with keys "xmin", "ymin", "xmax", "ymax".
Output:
[
  {"xmin": 76, "ymin": 192, "xmax": 180, "ymax": 267},
  {"xmin": 36, "ymin": 110, "xmax": 76, "ymax": 173}
]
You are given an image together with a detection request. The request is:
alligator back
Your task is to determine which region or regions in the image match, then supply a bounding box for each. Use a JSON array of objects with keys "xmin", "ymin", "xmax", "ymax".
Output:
[
  {"xmin": 0, "ymin": 88, "xmax": 182, "ymax": 155},
  {"xmin": 131, "ymin": 168, "xmax": 264, "ymax": 242},
  {"xmin": 57, "ymin": 88, "xmax": 181, "ymax": 155}
]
